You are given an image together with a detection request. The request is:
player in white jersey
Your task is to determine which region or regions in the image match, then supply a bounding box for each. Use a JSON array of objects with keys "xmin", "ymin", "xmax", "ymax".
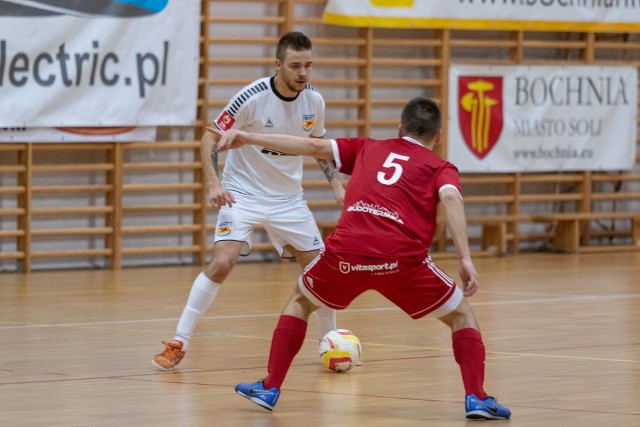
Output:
[
  {"xmin": 215, "ymin": 76, "xmax": 325, "ymax": 198},
  {"xmin": 152, "ymin": 32, "xmax": 345, "ymax": 371}
]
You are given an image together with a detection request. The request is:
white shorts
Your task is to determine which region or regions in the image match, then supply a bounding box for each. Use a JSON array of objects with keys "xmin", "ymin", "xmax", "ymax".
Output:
[{"xmin": 213, "ymin": 192, "xmax": 324, "ymax": 258}]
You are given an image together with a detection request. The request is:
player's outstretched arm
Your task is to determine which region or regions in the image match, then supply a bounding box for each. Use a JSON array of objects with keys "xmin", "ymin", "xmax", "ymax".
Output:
[
  {"xmin": 209, "ymin": 128, "xmax": 335, "ymax": 160},
  {"xmin": 315, "ymin": 156, "xmax": 345, "ymax": 206},
  {"xmin": 200, "ymin": 128, "xmax": 235, "ymax": 208},
  {"xmin": 440, "ymin": 187, "xmax": 478, "ymax": 297}
]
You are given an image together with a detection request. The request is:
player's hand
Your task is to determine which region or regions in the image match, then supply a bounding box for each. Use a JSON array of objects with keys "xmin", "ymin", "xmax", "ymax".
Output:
[
  {"xmin": 332, "ymin": 182, "xmax": 345, "ymax": 207},
  {"xmin": 458, "ymin": 258, "xmax": 478, "ymax": 297},
  {"xmin": 208, "ymin": 184, "xmax": 235, "ymax": 209},
  {"xmin": 206, "ymin": 127, "xmax": 248, "ymax": 152}
]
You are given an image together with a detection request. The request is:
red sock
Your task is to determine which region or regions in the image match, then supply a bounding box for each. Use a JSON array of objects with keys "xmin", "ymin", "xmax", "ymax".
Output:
[
  {"xmin": 452, "ymin": 328, "xmax": 487, "ymax": 399},
  {"xmin": 263, "ymin": 315, "xmax": 308, "ymax": 390}
]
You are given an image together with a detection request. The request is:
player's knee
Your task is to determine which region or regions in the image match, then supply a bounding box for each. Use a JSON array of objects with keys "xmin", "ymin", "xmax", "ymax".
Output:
[
  {"xmin": 460, "ymin": 300, "xmax": 478, "ymax": 323},
  {"xmin": 205, "ymin": 256, "xmax": 237, "ymax": 281},
  {"xmin": 293, "ymin": 286, "xmax": 317, "ymax": 313},
  {"xmin": 439, "ymin": 299, "xmax": 478, "ymax": 331}
]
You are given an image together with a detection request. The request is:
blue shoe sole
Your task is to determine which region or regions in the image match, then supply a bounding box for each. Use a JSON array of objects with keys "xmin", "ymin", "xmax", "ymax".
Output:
[
  {"xmin": 235, "ymin": 388, "xmax": 275, "ymax": 411},
  {"xmin": 466, "ymin": 410, "xmax": 510, "ymax": 420}
]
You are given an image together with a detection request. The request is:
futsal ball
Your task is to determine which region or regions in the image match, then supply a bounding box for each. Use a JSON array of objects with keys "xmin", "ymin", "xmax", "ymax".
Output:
[{"xmin": 319, "ymin": 329, "xmax": 362, "ymax": 373}]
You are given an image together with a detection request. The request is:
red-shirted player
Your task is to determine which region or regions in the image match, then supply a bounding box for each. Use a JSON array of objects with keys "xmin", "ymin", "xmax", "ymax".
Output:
[{"xmin": 212, "ymin": 97, "xmax": 511, "ymax": 421}]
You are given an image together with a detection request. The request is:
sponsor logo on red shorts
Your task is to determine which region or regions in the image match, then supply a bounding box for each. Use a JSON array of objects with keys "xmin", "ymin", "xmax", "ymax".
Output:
[{"xmin": 339, "ymin": 261, "xmax": 398, "ymax": 275}]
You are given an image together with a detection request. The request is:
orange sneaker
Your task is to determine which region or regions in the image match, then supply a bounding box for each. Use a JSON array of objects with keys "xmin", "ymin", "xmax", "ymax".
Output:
[{"xmin": 152, "ymin": 340, "xmax": 185, "ymax": 371}]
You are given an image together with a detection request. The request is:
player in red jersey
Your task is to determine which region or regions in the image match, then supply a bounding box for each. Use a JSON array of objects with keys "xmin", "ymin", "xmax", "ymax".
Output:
[{"xmin": 212, "ymin": 97, "xmax": 511, "ymax": 420}]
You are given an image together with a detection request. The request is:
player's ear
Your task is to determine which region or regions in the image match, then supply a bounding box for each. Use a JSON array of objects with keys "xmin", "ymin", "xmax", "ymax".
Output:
[
  {"xmin": 433, "ymin": 129, "xmax": 442, "ymax": 145},
  {"xmin": 275, "ymin": 59, "xmax": 281, "ymax": 72}
]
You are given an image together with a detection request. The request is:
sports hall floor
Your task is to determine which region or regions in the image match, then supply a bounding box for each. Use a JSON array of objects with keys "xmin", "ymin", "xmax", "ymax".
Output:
[{"xmin": 1, "ymin": 252, "xmax": 639, "ymax": 426}]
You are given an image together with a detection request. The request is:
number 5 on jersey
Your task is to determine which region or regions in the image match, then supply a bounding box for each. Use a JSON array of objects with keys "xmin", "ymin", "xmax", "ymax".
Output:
[{"xmin": 377, "ymin": 153, "xmax": 409, "ymax": 185}]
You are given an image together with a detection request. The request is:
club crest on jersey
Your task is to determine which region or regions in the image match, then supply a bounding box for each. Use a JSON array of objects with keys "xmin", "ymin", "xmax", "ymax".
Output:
[
  {"xmin": 216, "ymin": 111, "xmax": 235, "ymax": 131},
  {"xmin": 302, "ymin": 114, "xmax": 315, "ymax": 131},
  {"xmin": 217, "ymin": 222, "xmax": 232, "ymax": 237}
]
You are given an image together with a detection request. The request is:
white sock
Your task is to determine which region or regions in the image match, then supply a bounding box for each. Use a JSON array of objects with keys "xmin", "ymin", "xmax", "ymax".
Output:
[
  {"xmin": 315, "ymin": 305, "xmax": 337, "ymax": 338},
  {"xmin": 174, "ymin": 272, "xmax": 220, "ymax": 350}
]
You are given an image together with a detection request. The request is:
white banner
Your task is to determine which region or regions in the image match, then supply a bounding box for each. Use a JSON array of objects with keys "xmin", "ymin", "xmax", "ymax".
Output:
[
  {"xmin": 0, "ymin": 0, "xmax": 200, "ymax": 127},
  {"xmin": 0, "ymin": 126, "xmax": 156, "ymax": 142},
  {"xmin": 323, "ymin": 0, "xmax": 640, "ymax": 32},
  {"xmin": 448, "ymin": 65, "xmax": 638, "ymax": 172}
]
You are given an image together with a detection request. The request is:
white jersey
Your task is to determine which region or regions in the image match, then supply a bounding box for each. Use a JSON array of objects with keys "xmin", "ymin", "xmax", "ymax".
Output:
[{"xmin": 214, "ymin": 76, "xmax": 326, "ymax": 198}]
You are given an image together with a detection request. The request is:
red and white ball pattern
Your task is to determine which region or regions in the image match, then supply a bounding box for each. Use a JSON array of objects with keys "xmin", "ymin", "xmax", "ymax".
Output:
[{"xmin": 319, "ymin": 329, "xmax": 362, "ymax": 373}]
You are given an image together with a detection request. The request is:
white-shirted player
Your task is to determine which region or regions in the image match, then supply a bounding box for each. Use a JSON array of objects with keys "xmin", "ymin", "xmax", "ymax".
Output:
[{"xmin": 152, "ymin": 32, "xmax": 345, "ymax": 371}]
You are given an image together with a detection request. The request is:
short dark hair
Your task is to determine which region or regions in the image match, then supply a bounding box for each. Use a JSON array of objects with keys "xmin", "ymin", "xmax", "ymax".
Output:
[
  {"xmin": 276, "ymin": 32, "xmax": 312, "ymax": 62},
  {"xmin": 400, "ymin": 97, "xmax": 441, "ymax": 141}
]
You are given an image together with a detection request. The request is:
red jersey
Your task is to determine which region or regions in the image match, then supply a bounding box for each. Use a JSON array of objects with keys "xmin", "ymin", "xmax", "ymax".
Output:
[{"xmin": 326, "ymin": 136, "xmax": 461, "ymax": 262}]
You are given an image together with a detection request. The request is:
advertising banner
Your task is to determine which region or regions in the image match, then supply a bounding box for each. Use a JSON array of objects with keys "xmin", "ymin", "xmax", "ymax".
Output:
[
  {"xmin": 0, "ymin": 0, "xmax": 200, "ymax": 127},
  {"xmin": 448, "ymin": 65, "xmax": 638, "ymax": 172},
  {"xmin": 0, "ymin": 126, "xmax": 156, "ymax": 142},
  {"xmin": 323, "ymin": 0, "xmax": 640, "ymax": 32}
]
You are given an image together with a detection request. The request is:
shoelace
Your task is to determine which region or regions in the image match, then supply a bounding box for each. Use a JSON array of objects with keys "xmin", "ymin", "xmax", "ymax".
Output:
[
  {"xmin": 250, "ymin": 380, "xmax": 266, "ymax": 394},
  {"xmin": 161, "ymin": 341, "xmax": 181, "ymax": 357},
  {"xmin": 483, "ymin": 396, "xmax": 500, "ymax": 411}
]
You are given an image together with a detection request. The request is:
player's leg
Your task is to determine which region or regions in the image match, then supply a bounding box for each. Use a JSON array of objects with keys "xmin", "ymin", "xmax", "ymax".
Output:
[
  {"xmin": 438, "ymin": 300, "xmax": 485, "ymax": 398},
  {"xmin": 152, "ymin": 241, "xmax": 244, "ymax": 371},
  {"xmin": 265, "ymin": 282, "xmax": 318, "ymax": 388},
  {"xmin": 264, "ymin": 195, "xmax": 335, "ymax": 338},
  {"xmin": 153, "ymin": 195, "xmax": 260, "ymax": 371},
  {"xmin": 235, "ymin": 250, "xmax": 357, "ymax": 411},
  {"xmin": 175, "ymin": 241, "xmax": 244, "ymax": 344},
  {"xmin": 235, "ymin": 281, "xmax": 319, "ymax": 411},
  {"xmin": 438, "ymin": 300, "xmax": 510, "ymax": 420},
  {"xmin": 287, "ymin": 246, "xmax": 337, "ymax": 337},
  {"xmin": 377, "ymin": 257, "xmax": 509, "ymax": 420}
]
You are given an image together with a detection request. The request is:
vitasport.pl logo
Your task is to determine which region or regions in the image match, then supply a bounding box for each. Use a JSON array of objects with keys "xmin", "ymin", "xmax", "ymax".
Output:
[
  {"xmin": 0, "ymin": 0, "xmax": 171, "ymax": 98},
  {"xmin": 339, "ymin": 261, "xmax": 399, "ymax": 275}
]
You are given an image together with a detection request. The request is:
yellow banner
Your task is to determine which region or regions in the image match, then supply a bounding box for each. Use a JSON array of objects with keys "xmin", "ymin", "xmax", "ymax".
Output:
[{"xmin": 323, "ymin": 0, "xmax": 640, "ymax": 33}]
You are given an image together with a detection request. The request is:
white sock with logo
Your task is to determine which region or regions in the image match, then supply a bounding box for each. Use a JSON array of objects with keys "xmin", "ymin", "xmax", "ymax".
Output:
[{"xmin": 174, "ymin": 272, "xmax": 220, "ymax": 350}]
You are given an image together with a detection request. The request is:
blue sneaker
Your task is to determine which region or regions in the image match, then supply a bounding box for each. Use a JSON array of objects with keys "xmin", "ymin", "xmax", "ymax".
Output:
[
  {"xmin": 465, "ymin": 394, "xmax": 511, "ymax": 420},
  {"xmin": 235, "ymin": 380, "xmax": 280, "ymax": 411}
]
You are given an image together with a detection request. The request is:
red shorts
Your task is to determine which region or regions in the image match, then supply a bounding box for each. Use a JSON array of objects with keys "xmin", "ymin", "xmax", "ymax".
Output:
[{"xmin": 300, "ymin": 252, "xmax": 463, "ymax": 319}]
